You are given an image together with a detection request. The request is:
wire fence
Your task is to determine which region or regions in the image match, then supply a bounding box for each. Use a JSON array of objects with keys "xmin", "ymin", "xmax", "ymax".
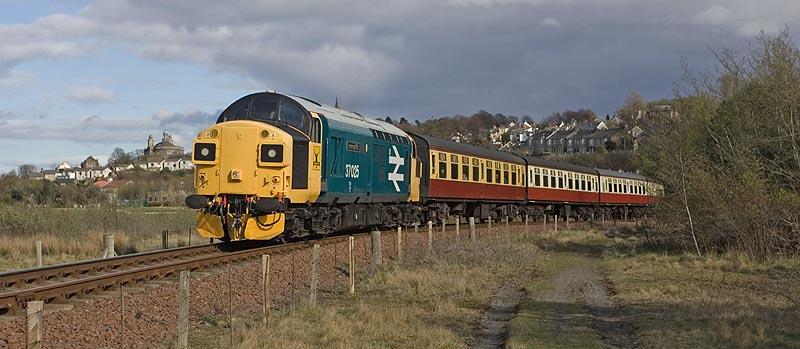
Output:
[{"xmin": 7, "ymin": 215, "xmax": 637, "ymax": 348}]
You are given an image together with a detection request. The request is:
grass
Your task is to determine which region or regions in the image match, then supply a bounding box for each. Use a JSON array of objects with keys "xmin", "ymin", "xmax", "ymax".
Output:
[
  {"xmin": 525, "ymin": 227, "xmax": 800, "ymax": 349},
  {"xmin": 506, "ymin": 252, "xmax": 610, "ymax": 349},
  {"xmin": 188, "ymin": 229, "xmax": 546, "ymax": 349},
  {"xmin": 0, "ymin": 206, "xmax": 197, "ymax": 270}
]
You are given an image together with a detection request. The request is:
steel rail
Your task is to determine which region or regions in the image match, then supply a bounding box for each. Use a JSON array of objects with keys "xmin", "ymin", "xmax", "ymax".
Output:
[
  {"xmin": 0, "ymin": 220, "xmax": 541, "ymax": 315},
  {"xmin": 0, "ymin": 233, "xmax": 354, "ymax": 315}
]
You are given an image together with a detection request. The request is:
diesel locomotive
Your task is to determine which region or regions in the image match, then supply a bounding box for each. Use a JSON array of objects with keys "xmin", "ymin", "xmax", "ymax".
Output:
[{"xmin": 185, "ymin": 91, "xmax": 660, "ymax": 241}]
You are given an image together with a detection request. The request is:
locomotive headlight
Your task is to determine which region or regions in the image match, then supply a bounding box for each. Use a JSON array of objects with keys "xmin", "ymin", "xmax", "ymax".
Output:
[
  {"xmin": 260, "ymin": 144, "xmax": 284, "ymax": 163},
  {"xmin": 194, "ymin": 143, "xmax": 216, "ymax": 161}
]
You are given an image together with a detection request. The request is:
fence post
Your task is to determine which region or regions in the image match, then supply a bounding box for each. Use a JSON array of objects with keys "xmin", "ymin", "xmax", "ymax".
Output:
[
  {"xmin": 469, "ymin": 217, "xmax": 476, "ymax": 241},
  {"xmin": 555, "ymin": 214, "xmax": 558, "ymax": 231},
  {"xmin": 427, "ymin": 221, "xmax": 433, "ymax": 254},
  {"xmin": 26, "ymin": 300, "xmax": 43, "ymax": 349},
  {"xmin": 602, "ymin": 211, "xmax": 606, "ymax": 228},
  {"xmin": 102, "ymin": 234, "xmax": 117, "ymax": 258},
  {"xmin": 455, "ymin": 216, "xmax": 460, "ymax": 239},
  {"xmin": 396, "ymin": 227, "xmax": 403, "ymax": 262},
  {"xmin": 177, "ymin": 271, "xmax": 189, "ymax": 349},
  {"xmin": 369, "ymin": 230, "xmax": 382, "ymax": 277},
  {"xmin": 310, "ymin": 244, "xmax": 320, "ymax": 305},
  {"xmin": 35, "ymin": 241, "xmax": 42, "ymax": 268},
  {"xmin": 488, "ymin": 216, "xmax": 493, "ymax": 234},
  {"xmin": 188, "ymin": 226, "xmax": 192, "ymax": 246},
  {"xmin": 441, "ymin": 218, "xmax": 446, "ymax": 233},
  {"xmin": 162, "ymin": 230, "xmax": 169, "ymax": 249},
  {"xmin": 525, "ymin": 214, "xmax": 529, "ymax": 232},
  {"xmin": 261, "ymin": 254, "xmax": 270, "ymax": 323},
  {"xmin": 348, "ymin": 236, "xmax": 355, "ymax": 294},
  {"xmin": 505, "ymin": 215, "xmax": 509, "ymax": 227}
]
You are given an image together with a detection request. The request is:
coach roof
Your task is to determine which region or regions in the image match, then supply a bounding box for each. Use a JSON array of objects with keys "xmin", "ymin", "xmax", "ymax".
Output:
[
  {"xmin": 411, "ymin": 132, "xmax": 524, "ymax": 164},
  {"xmin": 596, "ymin": 168, "xmax": 648, "ymax": 181},
  {"xmin": 524, "ymin": 156, "xmax": 597, "ymax": 175}
]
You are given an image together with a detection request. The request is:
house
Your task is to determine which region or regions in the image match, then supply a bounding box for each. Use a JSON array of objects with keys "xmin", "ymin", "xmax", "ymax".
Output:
[{"xmin": 80, "ymin": 156, "xmax": 100, "ymax": 169}]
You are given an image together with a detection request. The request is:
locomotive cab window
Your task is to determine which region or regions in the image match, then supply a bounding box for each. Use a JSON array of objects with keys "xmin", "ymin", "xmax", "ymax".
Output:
[{"xmin": 217, "ymin": 92, "xmax": 312, "ymax": 136}]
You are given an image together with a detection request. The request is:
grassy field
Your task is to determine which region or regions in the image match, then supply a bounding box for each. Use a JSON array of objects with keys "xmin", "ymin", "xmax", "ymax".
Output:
[
  {"xmin": 509, "ymin": 228, "xmax": 800, "ymax": 348},
  {"xmin": 189, "ymin": 230, "xmax": 546, "ymax": 349},
  {"xmin": 0, "ymin": 206, "xmax": 197, "ymax": 270},
  {"xmin": 201, "ymin": 225, "xmax": 800, "ymax": 349}
]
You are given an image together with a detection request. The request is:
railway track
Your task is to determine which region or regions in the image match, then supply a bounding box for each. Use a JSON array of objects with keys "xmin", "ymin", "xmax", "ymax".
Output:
[
  {"xmin": 0, "ymin": 218, "xmax": 597, "ymax": 317},
  {"xmin": 0, "ymin": 234, "xmax": 355, "ymax": 316}
]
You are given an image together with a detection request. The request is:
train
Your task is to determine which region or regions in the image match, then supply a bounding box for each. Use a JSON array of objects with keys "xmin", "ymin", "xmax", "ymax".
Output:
[{"xmin": 185, "ymin": 91, "xmax": 661, "ymax": 241}]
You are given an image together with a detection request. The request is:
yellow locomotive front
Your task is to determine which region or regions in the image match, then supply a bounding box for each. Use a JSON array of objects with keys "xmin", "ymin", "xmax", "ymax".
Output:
[{"xmin": 186, "ymin": 92, "xmax": 322, "ymax": 241}]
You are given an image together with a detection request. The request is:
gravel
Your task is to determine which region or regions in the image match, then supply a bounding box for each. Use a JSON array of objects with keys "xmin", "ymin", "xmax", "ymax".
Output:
[{"xmin": 0, "ymin": 223, "xmax": 500, "ymax": 348}]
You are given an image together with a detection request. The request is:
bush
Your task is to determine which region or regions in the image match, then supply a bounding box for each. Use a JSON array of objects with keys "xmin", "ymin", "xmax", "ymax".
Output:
[{"xmin": 642, "ymin": 29, "xmax": 800, "ymax": 259}]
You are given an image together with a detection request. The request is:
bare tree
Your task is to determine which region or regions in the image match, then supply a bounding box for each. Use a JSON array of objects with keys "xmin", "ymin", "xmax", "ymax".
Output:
[{"xmin": 18, "ymin": 164, "xmax": 37, "ymax": 179}]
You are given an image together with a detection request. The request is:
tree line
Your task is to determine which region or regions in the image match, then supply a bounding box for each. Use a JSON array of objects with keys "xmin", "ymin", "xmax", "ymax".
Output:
[{"xmin": 642, "ymin": 29, "xmax": 800, "ymax": 259}]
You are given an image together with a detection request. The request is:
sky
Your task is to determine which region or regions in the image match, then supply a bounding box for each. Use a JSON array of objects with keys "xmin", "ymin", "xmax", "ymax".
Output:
[{"xmin": 0, "ymin": 0, "xmax": 798, "ymax": 172}]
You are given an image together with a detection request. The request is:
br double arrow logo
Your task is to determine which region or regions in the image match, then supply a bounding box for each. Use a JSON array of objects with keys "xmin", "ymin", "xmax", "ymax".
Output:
[{"xmin": 388, "ymin": 145, "xmax": 405, "ymax": 192}]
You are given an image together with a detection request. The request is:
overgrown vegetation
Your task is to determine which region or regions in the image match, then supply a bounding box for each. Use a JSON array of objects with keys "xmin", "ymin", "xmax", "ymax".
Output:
[
  {"xmin": 525, "ymin": 228, "xmax": 800, "ymax": 348},
  {"xmin": 0, "ymin": 168, "xmax": 192, "ymax": 207},
  {"xmin": 0, "ymin": 206, "xmax": 196, "ymax": 270},
  {"xmin": 642, "ymin": 29, "xmax": 800, "ymax": 258}
]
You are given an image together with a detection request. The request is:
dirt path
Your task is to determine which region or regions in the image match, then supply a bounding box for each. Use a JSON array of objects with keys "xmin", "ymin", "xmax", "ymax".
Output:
[
  {"xmin": 472, "ymin": 284, "xmax": 524, "ymax": 349},
  {"xmin": 536, "ymin": 259, "xmax": 638, "ymax": 348}
]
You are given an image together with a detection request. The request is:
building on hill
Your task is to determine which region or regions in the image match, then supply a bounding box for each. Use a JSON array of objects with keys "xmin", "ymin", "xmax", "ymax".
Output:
[
  {"xmin": 80, "ymin": 156, "xmax": 100, "ymax": 169},
  {"xmin": 143, "ymin": 132, "xmax": 184, "ymax": 160},
  {"xmin": 526, "ymin": 120, "xmax": 637, "ymax": 155}
]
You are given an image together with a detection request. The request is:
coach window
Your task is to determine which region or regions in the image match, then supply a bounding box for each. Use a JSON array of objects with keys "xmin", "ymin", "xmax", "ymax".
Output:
[
  {"xmin": 472, "ymin": 159, "xmax": 479, "ymax": 182},
  {"xmin": 495, "ymin": 162, "xmax": 501, "ymax": 184},
  {"xmin": 461, "ymin": 156, "xmax": 470, "ymax": 181},
  {"xmin": 581, "ymin": 179, "xmax": 586, "ymax": 191},
  {"xmin": 486, "ymin": 162, "xmax": 493, "ymax": 183},
  {"xmin": 450, "ymin": 155, "xmax": 459, "ymax": 180},
  {"xmin": 534, "ymin": 169, "xmax": 541, "ymax": 187},
  {"xmin": 568, "ymin": 177, "xmax": 573, "ymax": 190},
  {"xmin": 431, "ymin": 154, "xmax": 437, "ymax": 178},
  {"xmin": 503, "ymin": 164, "xmax": 509, "ymax": 185},
  {"xmin": 588, "ymin": 180, "xmax": 592, "ymax": 192},
  {"xmin": 438, "ymin": 152, "xmax": 447, "ymax": 179}
]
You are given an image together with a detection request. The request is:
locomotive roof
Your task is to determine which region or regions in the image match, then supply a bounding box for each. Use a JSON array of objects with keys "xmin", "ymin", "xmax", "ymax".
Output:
[
  {"xmin": 596, "ymin": 168, "xmax": 648, "ymax": 181},
  {"xmin": 524, "ymin": 156, "xmax": 598, "ymax": 175},
  {"xmin": 284, "ymin": 94, "xmax": 409, "ymax": 138},
  {"xmin": 410, "ymin": 132, "xmax": 525, "ymax": 164}
]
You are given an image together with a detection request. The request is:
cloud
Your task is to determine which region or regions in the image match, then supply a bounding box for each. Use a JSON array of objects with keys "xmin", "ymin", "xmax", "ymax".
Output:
[
  {"xmin": 152, "ymin": 110, "xmax": 219, "ymax": 128},
  {"xmin": 0, "ymin": 108, "xmax": 218, "ymax": 151},
  {"xmin": 0, "ymin": 69, "xmax": 33, "ymax": 89},
  {"xmin": 64, "ymin": 85, "xmax": 115, "ymax": 103},
  {"xmin": 540, "ymin": 17, "xmax": 561, "ymax": 27},
  {"xmin": 1, "ymin": 0, "xmax": 800, "ymax": 120},
  {"xmin": 692, "ymin": 3, "xmax": 791, "ymax": 37}
]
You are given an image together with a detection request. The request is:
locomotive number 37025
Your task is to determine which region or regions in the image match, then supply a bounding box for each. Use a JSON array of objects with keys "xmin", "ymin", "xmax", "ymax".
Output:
[{"xmin": 345, "ymin": 164, "xmax": 360, "ymax": 178}]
